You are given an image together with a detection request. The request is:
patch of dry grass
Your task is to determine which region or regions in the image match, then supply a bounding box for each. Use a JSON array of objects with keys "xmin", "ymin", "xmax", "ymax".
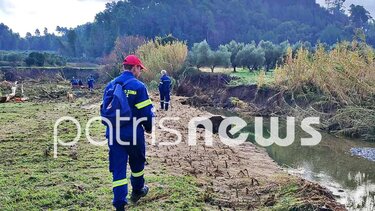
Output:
[{"xmin": 274, "ymin": 41, "xmax": 375, "ymax": 141}]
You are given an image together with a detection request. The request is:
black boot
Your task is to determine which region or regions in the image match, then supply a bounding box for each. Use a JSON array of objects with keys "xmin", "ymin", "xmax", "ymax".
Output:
[
  {"xmin": 160, "ymin": 101, "xmax": 164, "ymax": 110},
  {"xmin": 165, "ymin": 102, "xmax": 169, "ymax": 111},
  {"xmin": 116, "ymin": 206, "xmax": 125, "ymax": 211},
  {"xmin": 130, "ymin": 185, "xmax": 149, "ymax": 204}
]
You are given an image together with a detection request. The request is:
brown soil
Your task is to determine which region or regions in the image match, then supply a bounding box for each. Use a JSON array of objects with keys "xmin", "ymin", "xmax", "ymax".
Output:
[
  {"xmin": 176, "ymin": 73, "xmax": 375, "ymax": 141},
  {"xmin": 144, "ymin": 94, "xmax": 346, "ymax": 210},
  {"xmin": 176, "ymin": 73, "xmax": 285, "ymax": 117}
]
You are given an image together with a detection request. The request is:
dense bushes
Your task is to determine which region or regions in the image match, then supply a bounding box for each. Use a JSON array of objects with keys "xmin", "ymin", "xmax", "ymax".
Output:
[
  {"xmin": 0, "ymin": 51, "xmax": 28, "ymax": 66},
  {"xmin": 274, "ymin": 41, "xmax": 375, "ymax": 141},
  {"xmin": 135, "ymin": 39, "xmax": 188, "ymax": 83},
  {"xmin": 275, "ymin": 42, "xmax": 375, "ymax": 105},
  {"xmin": 0, "ymin": 51, "xmax": 66, "ymax": 67},
  {"xmin": 24, "ymin": 52, "xmax": 66, "ymax": 67},
  {"xmin": 100, "ymin": 37, "xmax": 188, "ymax": 84},
  {"xmin": 25, "ymin": 52, "xmax": 45, "ymax": 66},
  {"xmin": 43, "ymin": 53, "xmax": 67, "ymax": 66}
]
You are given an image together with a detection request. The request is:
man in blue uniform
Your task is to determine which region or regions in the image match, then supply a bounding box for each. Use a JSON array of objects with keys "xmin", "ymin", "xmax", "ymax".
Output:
[
  {"xmin": 87, "ymin": 75, "xmax": 95, "ymax": 91},
  {"xmin": 78, "ymin": 79, "xmax": 83, "ymax": 88},
  {"xmin": 70, "ymin": 77, "xmax": 78, "ymax": 88},
  {"xmin": 158, "ymin": 70, "xmax": 172, "ymax": 111},
  {"xmin": 103, "ymin": 55, "xmax": 154, "ymax": 211}
]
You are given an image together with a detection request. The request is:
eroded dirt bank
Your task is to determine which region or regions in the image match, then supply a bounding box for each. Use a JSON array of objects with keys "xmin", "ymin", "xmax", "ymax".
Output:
[
  {"xmin": 176, "ymin": 73, "xmax": 343, "ymax": 117},
  {"xmin": 176, "ymin": 73, "xmax": 375, "ymax": 142},
  {"xmin": 176, "ymin": 73, "xmax": 285, "ymax": 117}
]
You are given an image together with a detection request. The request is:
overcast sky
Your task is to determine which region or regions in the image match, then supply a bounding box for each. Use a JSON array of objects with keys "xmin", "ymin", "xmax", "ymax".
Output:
[
  {"xmin": 316, "ymin": 0, "xmax": 375, "ymax": 16},
  {"xmin": 0, "ymin": 0, "xmax": 117, "ymax": 36},
  {"xmin": 0, "ymin": 0, "xmax": 374, "ymax": 37}
]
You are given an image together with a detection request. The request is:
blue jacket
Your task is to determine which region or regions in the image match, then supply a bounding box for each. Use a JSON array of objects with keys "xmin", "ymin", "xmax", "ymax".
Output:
[
  {"xmin": 87, "ymin": 78, "xmax": 95, "ymax": 86},
  {"xmin": 159, "ymin": 74, "xmax": 171, "ymax": 93},
  {"xmin": 71, "ymin": 79, "xmax": 78, "ymax": 85},
  {"xmin": 104, "ymin": 71, "xmax": 154, "ymax": 140}
]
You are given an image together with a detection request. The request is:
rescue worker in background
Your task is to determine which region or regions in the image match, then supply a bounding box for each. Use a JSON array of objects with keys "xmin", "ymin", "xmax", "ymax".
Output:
[
  {"xmin": 78, "ymin": 79, "xmax": 84, "ymax": 88},
  {"xmin": 70, "ymin": 77, "xmax": 78, "ymax": 89},
  {"xmin": 87, "ymin": 75, "xmax": 95, "ymax": 91},
  {"xmin": 158, "ymin": 70, "xmax": 172, "ymax": 111},
  {"xmin": 103, "ymin": 55, "xmax": 153, "ymax": 211}
]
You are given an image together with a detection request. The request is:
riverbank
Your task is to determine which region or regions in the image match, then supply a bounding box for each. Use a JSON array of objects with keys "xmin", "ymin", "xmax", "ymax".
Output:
[
  {"xmin": 176, "ymin": 72, "xmax": 375, "ymax": 142},
  {"xmin": 175, "ymin": 72, "xmax": 375, "ymax": 210},
  {"xmin": 0, "ymin": 91, "xmax": 345, "ymax": 210},
  {"xmin": 148, "ymin": 95, "xmax": 346, "ymax": 210}
]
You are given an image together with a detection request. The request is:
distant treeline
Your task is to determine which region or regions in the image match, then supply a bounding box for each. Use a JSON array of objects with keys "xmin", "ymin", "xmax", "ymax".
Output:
[
  {"xmin": 1, "ymin": 0, "xmax": 375, "ymax": 58},
  {"xmin": 0, "ymin": 51, "xmax": 66, "ymax": 67}
]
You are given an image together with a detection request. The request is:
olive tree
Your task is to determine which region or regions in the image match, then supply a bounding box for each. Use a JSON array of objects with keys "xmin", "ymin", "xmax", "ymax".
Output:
[
  {"xmin": 258, "ymin": 40, "xmax": 283, "ymax": 71},
  {"xmin": 188, "ymin": 40, "xmax": 211, "ymax": 70},
  {"xmin": 207, "ymin": 47, "xmax": 231, "ymax": 72},
  {"xmin": 221, "ymin": 40, "xmax": 245, "ymax": 72},
  {"xmin": 235, "ymin": 44, "xmax": 265, "ymax": 71}
]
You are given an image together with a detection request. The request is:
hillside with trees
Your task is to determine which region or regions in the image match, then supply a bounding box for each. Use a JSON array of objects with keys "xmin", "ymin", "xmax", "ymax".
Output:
[{"xmin": 1, "ymin": 0, "xmax": 375, "ymax": 58}]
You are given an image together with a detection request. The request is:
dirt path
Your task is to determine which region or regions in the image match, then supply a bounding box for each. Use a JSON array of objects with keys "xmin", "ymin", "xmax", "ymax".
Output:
[{"xmin": 144, "ymin": 95, "xmax": 346, "ymax": 210}]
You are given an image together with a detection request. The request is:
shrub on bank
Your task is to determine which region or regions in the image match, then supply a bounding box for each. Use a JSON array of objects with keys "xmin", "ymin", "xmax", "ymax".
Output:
[
  {"xmin": 0, "ymin": 51, "xmax": 28, "ymax": 66},
  {"xmin": 274, "ymin": 41, "xmax": 375, "ymax": 141},
  {"xmin": 100, "ymin": 37, "xmax": 188, "ymax": 85},
  {"xmin": 25, "ymin": 52, "xmax": 67, "ymax": 67},
  {"xmin": 136, "ymin": 39, "xmax": 188, "ymax": 83}
]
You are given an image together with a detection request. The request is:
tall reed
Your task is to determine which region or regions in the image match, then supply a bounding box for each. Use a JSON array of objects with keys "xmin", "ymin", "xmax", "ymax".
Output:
[{"xmin": 275, "ymin": 42, "xmax": 375, "ymax": 106}]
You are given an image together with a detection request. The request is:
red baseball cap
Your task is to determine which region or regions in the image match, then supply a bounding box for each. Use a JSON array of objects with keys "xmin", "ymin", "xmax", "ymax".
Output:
[{"xmin": 123, "ymin": 55, "xmax": 147, "ymax": 70}]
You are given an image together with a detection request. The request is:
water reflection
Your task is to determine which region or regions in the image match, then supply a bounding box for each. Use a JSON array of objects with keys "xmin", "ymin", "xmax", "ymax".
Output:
[
  {"xmin": 263, "ymin": 125, "xmax": 375, "ymax": 210},
  {"xmin": 204, "ymin": 108, "xmax": 375, "ymax": 210}
]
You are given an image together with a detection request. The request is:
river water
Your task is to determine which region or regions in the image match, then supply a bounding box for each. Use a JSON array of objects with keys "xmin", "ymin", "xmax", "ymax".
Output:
[
  {"xmin": 206, "ymin": 108, "xmax": 375, "ymax": 210},
  {"xmin": 266, "ymin": 130, "xmax": 375, "ymax": 210}
]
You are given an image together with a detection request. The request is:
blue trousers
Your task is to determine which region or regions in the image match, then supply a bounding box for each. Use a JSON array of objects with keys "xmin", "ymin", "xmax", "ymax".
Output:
[
  {"xmin": 160, "ymin": 90, "xmax": 170, "ymax": 111},
  {"xmin": 109, "ymin": 134, "xmax": 146, "ymax": 209},
  {"xmin": 88, "ymin": 84, "xmax": 94, "ymax": 90}
]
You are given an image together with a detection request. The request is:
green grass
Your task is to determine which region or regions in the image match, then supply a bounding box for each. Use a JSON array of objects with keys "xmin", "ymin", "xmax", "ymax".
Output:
[
  {"xmin": 131, "ymin": 175, "xmax": 205, "ymax": 210},
  {"xmin": 269, "ymin": 181, "xmax": 302, "ymax": 211},
  {"xmin": 229, "ymin": 69, "xmax": 275, "ymax": 86},
  {"xmin": 0, "ymin": 102, "xmax": 206, "ymax": 210}
]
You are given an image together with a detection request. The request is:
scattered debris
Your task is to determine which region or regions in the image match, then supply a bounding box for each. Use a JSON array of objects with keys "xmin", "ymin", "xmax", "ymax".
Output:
[
  {"xmin": 0, "ymin": 81, "xmax": 21, "ymax": 103},
  {"xmin": 67, "ymin": 92, "xmax": 74, "ymax": 102}
]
